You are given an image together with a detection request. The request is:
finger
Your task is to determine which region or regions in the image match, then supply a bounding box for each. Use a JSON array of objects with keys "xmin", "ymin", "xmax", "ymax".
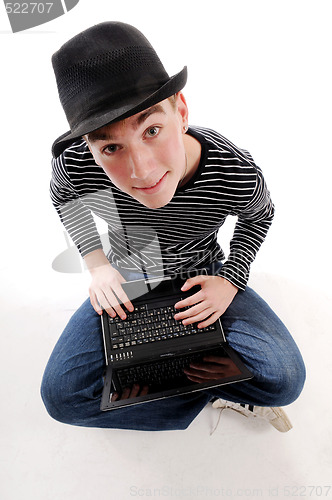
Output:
[
  {"xmin": 89, "ymin": 290, "xmax": 105, "ymax": 316},
  {"xmin": 180, "ymin": 275, "xmax": 208, "ymax": 292},
  {"xmin": 174, "ymin": 289, "xmax": 205, "ymax": 311},
  {"xmin": 111, "ymin": 280, "xmax": 134, "ymax": 313},
  {"xmin": 100, "ymin": 289, "xmax": 127, "ymax": 319},
  {"xmin": 197, "ymin": 311, "xmax": 221, "ymax": 329},
  {"xmin": 174, "ymin": 299, "xmax": 206, "ymax": 320},
  {"xmin": 110, "ymin": 300, "xmax": 127, "ymax": 320},
  {"xmin": 180, "ymin": 308, "xmax": 215, "ymax": 327},
  {"xmin": 104, "ymin": 305, "xmax": 117, "ymax": 318},
  {"xmin": 95, "ymin": 290, "xmax": 118, "ymax": 318}
]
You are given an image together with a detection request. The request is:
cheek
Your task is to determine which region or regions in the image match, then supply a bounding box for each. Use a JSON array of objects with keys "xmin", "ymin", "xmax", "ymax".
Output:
[
  {"xmin": 104, "ymin": 167, "xmax": 127, "ymax": 186},
  {"xmin": 96, "ymin": 159, "xmax": 125, "ymax": 185},
  {"xmin": 159, "ymin": 133, "xmax": 184, "ymax": 165}
]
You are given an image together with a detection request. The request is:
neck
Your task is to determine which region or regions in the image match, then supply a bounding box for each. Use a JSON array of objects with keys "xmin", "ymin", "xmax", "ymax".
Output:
[
  {"xmin": 178, "ymin": 154, "xmax": 188, "ymax": 188},
  {"xmin": 181, "ymin": 133, "xmax": 202, "ymax": 186}
]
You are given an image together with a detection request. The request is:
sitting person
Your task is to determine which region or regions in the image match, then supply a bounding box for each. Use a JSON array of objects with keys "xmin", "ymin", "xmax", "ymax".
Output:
[{"xmin": 41, "ymin": 21, "xmax": 305, "ymax": 432}]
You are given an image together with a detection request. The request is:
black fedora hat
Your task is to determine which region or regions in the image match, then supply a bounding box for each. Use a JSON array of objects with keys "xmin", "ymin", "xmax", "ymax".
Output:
[{"xmin": 52, "ymin": 21, "xmax": 187, "ymax": 157}]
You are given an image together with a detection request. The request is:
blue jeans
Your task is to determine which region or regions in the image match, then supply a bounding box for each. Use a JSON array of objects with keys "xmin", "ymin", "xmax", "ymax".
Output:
[{"xmin": 40, "ymin": 263, "xmax": 306, "ymax": 430}]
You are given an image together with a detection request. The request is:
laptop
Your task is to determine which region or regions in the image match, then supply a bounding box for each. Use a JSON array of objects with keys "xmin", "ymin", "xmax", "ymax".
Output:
[{"xmin": 100, "ymin": 270, "xmax": 253, "ymax": 410}]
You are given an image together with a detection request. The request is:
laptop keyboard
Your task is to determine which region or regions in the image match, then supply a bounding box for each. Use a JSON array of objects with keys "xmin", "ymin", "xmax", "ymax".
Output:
[{"xmin": 109, "ymin": 304, "xmax": 217, "ymax": 350}]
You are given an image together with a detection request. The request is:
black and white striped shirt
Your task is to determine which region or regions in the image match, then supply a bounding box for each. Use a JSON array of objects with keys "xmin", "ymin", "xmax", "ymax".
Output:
[{"xmin": 50, "ymin": 126, "xmax": 274, "ymax": 290}]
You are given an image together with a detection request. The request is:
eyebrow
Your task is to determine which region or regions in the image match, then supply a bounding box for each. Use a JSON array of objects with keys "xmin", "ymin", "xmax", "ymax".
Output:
[{"xmin": 87, "ymin": 104, "xmax": 166, "ymax": 143}]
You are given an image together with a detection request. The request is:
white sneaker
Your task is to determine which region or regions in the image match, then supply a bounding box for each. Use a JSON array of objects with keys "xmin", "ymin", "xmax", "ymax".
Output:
[{"xmin": 211, "ymin": 399, "xmax": 293, "ymax": 432}]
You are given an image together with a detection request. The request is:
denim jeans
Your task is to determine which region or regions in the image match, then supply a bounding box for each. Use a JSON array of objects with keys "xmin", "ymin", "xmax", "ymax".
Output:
[{"xmin": 40, "ymin": 263, "xmax": 306, "ymax": 430}]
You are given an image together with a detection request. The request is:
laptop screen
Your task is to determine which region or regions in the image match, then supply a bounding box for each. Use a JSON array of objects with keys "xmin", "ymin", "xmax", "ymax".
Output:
[{"xmin": 109, "ymin": 346, "xmax": 243, "ymax": 405}]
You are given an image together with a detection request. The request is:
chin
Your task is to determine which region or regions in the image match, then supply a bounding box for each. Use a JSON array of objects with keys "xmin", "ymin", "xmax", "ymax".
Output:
[
  {"xmin": 137, "ymin": 192, "xmax": 174, "ymax": 209},
  {"xmin": 132, "ymin": 183, "xmax": 176, "ymax": 209},
  {"xmin": 139, "ymin": 198, "xmax": 169, "ymax": 209}
]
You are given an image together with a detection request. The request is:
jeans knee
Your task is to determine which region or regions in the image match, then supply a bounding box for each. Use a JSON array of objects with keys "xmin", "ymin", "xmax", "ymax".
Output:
[
  {"xmin": 40, "ymin": 371, "xmax": 73, "ymax": 424},
  {"xmin": 267, "ymin": 356, "xmax": 306, "ymax": 406}
]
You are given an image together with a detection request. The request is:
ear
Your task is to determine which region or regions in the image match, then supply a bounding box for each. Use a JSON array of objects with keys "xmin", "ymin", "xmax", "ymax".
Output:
[{"xmin": 175, "ymin": 92, "xmax": 189, "ymax": 131}]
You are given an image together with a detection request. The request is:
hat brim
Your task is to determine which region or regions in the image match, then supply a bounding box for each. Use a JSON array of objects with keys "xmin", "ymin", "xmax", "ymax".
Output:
[{"xmin": 52, "ymin": 66, "xmax": 187, "ymax": 158}]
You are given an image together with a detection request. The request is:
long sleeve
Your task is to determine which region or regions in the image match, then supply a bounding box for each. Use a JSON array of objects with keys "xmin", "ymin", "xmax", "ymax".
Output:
[
  {"xmin": 50, "ymin": 152, "xmax": 103, "ymax": 257},
  {"xmin": 216, "ymin": 167, "xmax": 275, "ymax": 290}
]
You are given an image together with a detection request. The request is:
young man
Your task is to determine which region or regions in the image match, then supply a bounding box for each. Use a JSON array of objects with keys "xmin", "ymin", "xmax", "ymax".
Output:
[{"xmin": 41, "ymin": 21, "xmax": 305, "ymax": 432}]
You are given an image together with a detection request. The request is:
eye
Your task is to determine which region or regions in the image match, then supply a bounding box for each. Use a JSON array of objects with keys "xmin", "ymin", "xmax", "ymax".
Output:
[
  {"xmin": 103, "ymin": 144, "xmax": 119, "ymax": 155},
  {"xmin": 145, "ymin": 126, "xmax": 160, "ymax": 138}
]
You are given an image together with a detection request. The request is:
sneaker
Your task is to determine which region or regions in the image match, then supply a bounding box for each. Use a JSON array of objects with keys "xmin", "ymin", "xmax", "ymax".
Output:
[{"xmin": 211, "ymin": 399, "xmax": 293, "ymax": 432}]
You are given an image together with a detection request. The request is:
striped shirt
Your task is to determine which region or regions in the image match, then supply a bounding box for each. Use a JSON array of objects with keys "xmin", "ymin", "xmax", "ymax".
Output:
[{"xmin": 50, "ymin": 126, "xmax": 275, "ymax": 290}]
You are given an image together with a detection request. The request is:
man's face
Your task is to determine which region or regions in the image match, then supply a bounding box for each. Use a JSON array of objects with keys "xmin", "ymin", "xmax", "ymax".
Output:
[{"xmin": 85, "ymin": 93, "xmax": 188, "ymax": 209}]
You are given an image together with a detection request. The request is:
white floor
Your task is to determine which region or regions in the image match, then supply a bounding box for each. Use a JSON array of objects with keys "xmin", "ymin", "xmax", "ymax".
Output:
[{"xmin": 2, "ymin": 264, "xmax": 331, "ymax": 500}]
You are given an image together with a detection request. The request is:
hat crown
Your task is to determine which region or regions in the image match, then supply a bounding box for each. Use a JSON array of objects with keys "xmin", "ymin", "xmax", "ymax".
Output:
[
  {"xmin": 52, "ymin": 22, "xmax": 167, "ymax": 123},
  {"xmin": 55, "ymin": 45, "xmax": 165, "ymax": 110},
  {"xmin": 53, "ymin": 21, "xmax": 154, "ymax": 64}
]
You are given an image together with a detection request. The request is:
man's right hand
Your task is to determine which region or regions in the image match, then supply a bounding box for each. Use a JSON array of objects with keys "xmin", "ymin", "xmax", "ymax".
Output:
[{"xmin": 84, "ymin": 249, "xmax": 134, "ymax": 318}]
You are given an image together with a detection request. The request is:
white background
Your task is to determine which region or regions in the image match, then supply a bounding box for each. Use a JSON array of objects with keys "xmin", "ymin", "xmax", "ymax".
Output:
[{"xmin": 1, "ymin": 1, "xmax": 331, "ymax": 499}]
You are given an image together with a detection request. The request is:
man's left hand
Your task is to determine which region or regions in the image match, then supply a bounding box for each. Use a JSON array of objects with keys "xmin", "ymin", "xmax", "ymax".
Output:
[{"xmin": 174, "ymin": 275, "xmax": 238, "ymax": 328}]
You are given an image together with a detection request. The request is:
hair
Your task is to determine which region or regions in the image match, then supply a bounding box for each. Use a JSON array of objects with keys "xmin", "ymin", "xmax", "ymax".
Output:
[{"xmin": 168, "ymin": 93, "xmax": 177, "ymax": 110}]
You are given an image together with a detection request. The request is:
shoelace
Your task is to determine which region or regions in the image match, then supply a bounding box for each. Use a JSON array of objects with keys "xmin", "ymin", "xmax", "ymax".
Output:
[{"xmin": 210, "ymin": 408, "xmax": 224, "ymax": 436}]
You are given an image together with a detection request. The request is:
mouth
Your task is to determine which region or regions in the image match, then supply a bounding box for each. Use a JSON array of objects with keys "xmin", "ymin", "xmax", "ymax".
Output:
[{"xmin": 133, "ymin": 172, "xmax": 168, "ymax": 194}]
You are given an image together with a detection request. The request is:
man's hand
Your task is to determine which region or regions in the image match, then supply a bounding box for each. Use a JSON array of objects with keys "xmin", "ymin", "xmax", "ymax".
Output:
[
  {"xmin": 89, "ymin": 263, "xmax": 134, "ymax": 318},
  {"xmin": 84, "ymin": 249, "xmax": 134, "ymax": 318},
  {"xmin": 174, "ymin": 275, "xmax": 238, "ymax": 328}
]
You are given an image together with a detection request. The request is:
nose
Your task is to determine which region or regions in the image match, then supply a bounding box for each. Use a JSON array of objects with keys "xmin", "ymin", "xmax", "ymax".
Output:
[{"xmin": 128, "ymin": 145, "xmax": 153, "ymax": 180}]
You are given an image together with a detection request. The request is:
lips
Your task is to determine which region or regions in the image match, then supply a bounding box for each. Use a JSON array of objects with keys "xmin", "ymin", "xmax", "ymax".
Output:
[
  {"xmin": 141, "ymin": 178, "xmax": 162, "ymax": 189},
  {"xmin": 133, "ymin": 172, "xmax": 168, "ymax": 194}
]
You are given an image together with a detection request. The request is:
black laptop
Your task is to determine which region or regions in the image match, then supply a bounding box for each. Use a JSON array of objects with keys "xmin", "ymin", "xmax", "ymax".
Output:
[{"xmin": 100, "ymin": 270, "xmax": 253, "ymax": 410}]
